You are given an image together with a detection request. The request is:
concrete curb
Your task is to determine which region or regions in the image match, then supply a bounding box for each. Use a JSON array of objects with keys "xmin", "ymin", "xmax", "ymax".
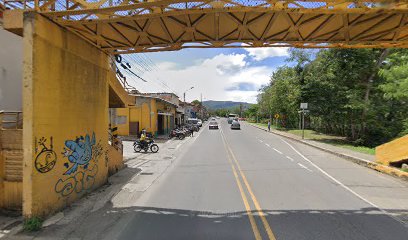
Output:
[{"xmin": 248, "ymin": 123, "xmax": 408, "ymax": 181}]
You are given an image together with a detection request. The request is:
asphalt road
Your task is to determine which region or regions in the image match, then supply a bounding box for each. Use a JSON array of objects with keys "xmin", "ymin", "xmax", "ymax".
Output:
[
  {"xmin": 112, "ymin": 119, "xmax": 408, "ymax": 240},
  {"xmin": 16, "ymin": 119, "xmax": 408, "ymax": 240}
]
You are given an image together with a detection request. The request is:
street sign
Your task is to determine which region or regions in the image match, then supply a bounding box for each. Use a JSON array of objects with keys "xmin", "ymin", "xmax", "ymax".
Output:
[
  {"xmin": 300, "ymin": 103, "xmax": 308, "ymax": 109},
  {"xmin": 274, "ymin": 113, "xmax": 280, "ymax": 119}
]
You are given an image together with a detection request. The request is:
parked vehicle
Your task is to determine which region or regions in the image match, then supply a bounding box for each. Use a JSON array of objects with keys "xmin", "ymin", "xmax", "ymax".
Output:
[
  {"xmin": 169, "ymin": 128, "xmax": 186, "ymax": 140},
  {"xmin": 134, "ymin": 139, "xmax": 159, "ymax": 153},
  {"xmin": 187, "ymin": 118, "xmax": 200, "ymax": 131},
  {"xmin": 186, "ymin": 124, "xmax": 199, "ymax": 132},
  {"xmin": 197, "ymin": 119, "xmax": 203, "ymax": 127},
  {"xmin": 209, "ymin": 121, "xmax": 219, "ymax": 129},
  {"xmin": 231, "ymin": 120, "xmax": 241, "ymax": 130}
]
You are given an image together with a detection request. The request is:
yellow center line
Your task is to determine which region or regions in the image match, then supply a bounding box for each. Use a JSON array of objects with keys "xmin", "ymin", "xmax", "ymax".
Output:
[
  {"xmin": 220, "ymin": 129, "xmax": 262, "ymax": 240},
  {"xmin": 220, "ymin": 128, "xmax": 277, "ymax": 240}
]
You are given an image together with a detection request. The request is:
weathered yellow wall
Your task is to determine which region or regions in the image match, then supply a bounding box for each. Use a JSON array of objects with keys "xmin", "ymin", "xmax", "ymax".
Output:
[
  {"xmin": 23, "ymin": 13, "xmax": 109, "ymax": 217},
  {"xmin": 2, "ymin": 182, "xmax": 22, "ymax": 210},
  {"xmin": 0, "ymin": 129, "xmax": 23, "ymax": 210},
  {"xmin": 107, "ymin": 145, "xmax": 124, "ymax": 176},
  {"xmin": 115, "ymin": 108, "xmax": 129, "ymax": 136},
  {"xmin": 376, "ymin": 134, "xmax": 408, "ymax": 166},
  {"xmin": 114, "ymin": 98, "xmax": 160, "ymax": 136}
]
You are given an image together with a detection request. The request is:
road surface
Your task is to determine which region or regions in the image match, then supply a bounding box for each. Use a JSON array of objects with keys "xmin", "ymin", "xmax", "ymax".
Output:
[
  {"xmin": 110, "ymin": 120, "xmax": 408, "ymax": 240},
  {"xmin": 17, "ymin": 119, "xmax": 408, "ymax": 240}
]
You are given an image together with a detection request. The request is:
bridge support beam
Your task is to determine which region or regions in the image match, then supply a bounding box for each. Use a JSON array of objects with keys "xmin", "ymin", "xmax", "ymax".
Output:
[{"xmin": 23, "ymin": 12, "xmax": 110, "ymax": 217}]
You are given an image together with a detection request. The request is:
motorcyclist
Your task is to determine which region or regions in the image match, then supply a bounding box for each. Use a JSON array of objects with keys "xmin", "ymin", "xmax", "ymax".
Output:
[{"xmin": 140, "ymin": 129, "xmax": 148, "ymax": 150}]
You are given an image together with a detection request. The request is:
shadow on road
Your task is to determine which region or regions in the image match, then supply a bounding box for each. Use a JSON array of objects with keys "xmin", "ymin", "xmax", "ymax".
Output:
[{"xmin": 28, "ymin": 204, "xmax": 408, "ymax": 240}]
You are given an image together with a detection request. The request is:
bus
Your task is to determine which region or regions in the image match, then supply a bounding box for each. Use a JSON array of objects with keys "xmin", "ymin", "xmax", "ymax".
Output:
[{"xmin": 227, "ymin": 114, "xmax": 238, "ymax": 124}]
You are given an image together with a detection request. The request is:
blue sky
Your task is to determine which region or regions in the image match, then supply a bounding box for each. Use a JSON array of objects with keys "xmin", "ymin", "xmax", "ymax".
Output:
[{"xmin": 122, "ymin": 47, "xmax": 290, "ymax": 103}]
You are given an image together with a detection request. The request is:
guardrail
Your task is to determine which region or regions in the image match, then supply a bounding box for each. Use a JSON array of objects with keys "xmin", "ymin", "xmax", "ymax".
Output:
[{"xmin": 0, "ymin": 111, "xmax": 23, "ymax": 129}]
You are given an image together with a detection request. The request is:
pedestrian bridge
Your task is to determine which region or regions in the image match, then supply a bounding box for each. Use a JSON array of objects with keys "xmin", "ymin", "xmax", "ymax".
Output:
[
  {"xmin": 1, "ymin": 0, "xmax": 408, "ymax": 218},
  {"xmin": 4, "ymin": 0, "xmax": 408, "ymax": 53}
]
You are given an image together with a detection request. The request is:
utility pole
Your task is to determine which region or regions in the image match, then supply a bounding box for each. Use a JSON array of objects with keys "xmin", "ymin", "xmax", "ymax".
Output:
[
  {"xmin": 183, "ymin": 86, "xmax": 194, "ymax": 103},
  {"xmin": 200, "ymin": 93, "xmax": 203, "ymax": 119}
]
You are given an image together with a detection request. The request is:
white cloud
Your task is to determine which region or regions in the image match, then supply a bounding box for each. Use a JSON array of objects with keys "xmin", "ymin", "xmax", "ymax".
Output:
[
  {"xmin": 124, "ymin": 53, "xmax": 274, "ymax": 103},
  {"xmin": 245, "ymin": 47, "xmax": 289, "ymax": 61}
]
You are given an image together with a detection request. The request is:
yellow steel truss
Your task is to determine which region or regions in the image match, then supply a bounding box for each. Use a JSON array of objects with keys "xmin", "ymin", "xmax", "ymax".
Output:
[{"xmin": 4, "ymin": 1, "xmax": 408, "ymax": 53}]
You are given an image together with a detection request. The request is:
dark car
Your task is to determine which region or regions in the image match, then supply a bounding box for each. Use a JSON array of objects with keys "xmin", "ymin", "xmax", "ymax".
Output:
[
  {"xmin": 230, "ymin": 120, "xmax": 240, "ymax": 130},
  {"xmin": 209, "ymin": 121, "xmax": 219, "ymax": 129}
]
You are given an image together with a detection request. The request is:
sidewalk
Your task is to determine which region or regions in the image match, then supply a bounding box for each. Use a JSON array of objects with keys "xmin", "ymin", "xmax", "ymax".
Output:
[
  {"xmin": 1, "ymin": 135, "xmax": 195, "ymax": 239},
  {"xmin": 248, "ymin": 122, "xmax": 408, "ymax": 181},
  {"xmin": 0, "ymin": 211, "xmax": 22, "ymax": 239}
]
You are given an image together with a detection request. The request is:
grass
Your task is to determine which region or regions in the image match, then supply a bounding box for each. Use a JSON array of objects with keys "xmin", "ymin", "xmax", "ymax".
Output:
[
  {"xmin": 287, "ymin": 129, "xmax": 376, "ymax": 155},
  {"xmin": 252, "ymin": 123, "xmax": 375, "ymax": 155},
  {"xmin": 23, "ymin": 217, "xmax": 43, "ymax": 231}
]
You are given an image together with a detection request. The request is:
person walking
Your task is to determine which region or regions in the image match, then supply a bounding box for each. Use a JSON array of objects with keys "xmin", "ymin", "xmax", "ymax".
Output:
[{"xmin": 267, "ymin": 120, "xmax": 271, "ymax": 132}]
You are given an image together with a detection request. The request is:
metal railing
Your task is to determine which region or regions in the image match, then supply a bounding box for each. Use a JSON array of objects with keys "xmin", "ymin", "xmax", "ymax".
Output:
[
  {"xmin": 0, "ymin": 111, "xmax": 23, "ymax": 130},
  {"xmin": 109, "ymin": 127, "xmax": 123, "ymax": 154}
]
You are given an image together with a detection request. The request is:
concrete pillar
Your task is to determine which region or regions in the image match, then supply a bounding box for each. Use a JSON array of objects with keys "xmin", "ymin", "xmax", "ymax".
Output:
[{"xmin": 23, "ymin": 13, "xmax": 109, "ymax": 217}]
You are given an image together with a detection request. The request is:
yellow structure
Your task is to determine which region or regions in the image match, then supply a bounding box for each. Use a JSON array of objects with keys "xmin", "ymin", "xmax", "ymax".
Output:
[
  {"xmin": 4, "ymin": 1, "xmax": 408, "ymax": 53},
  {"xmin": 0, "ymin": 111, "xmax": 23, "ymax": 210},
  {"xmin": 376, "ymin": 134, "xmax": 408, "ymax": 166},
  {"xmin": 114, "ymin": 95, "xmax": 177, "ymax": 137},
  {"xmin": 22, "ymin": 12, "xmax": 111, "ymax": 217}
]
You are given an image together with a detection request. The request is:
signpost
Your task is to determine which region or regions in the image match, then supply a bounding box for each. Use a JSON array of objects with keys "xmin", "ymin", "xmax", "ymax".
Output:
[
  {"xmin": 274, "ymin": 113, "xmax": 280, "ymax": 128},
  {"xmin": 299, "ymin": 103, "xmax": 309, "ymax": 139}
]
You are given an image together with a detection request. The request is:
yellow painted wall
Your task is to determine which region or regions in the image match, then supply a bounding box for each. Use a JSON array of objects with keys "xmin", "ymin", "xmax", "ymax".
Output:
[
  {"xmin": 107, "ymin": 145, "xmax": 124, "ymax": 176},
  {"xmin": 115, "ymin": 108, "xmax": 129, "ymax": 136},
  {"xmin": 0, "ymin": 129, "xmax": 23, "ymax": 210},
  {"xmin": 23, "ymin": 13, "xmax": 109, "ymax": 217},
  {"xmin": 376, "ymin": 134, "xmax": 408, "ymax": 166},
  {"xmin": 114, "ymin": 98, "xmax": 165, "ymax": 136}
]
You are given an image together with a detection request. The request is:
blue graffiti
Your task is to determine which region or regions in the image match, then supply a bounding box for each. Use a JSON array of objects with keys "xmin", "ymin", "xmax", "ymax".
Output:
[{"xmin": 63, "ymin": 132, "xmax": 96, "ymax": 175}]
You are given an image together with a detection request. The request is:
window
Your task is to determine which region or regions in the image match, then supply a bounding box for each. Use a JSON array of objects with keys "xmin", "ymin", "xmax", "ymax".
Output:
[{"xmin": 116, "ymin": 115, "xmax": 127, "ymax": 125}]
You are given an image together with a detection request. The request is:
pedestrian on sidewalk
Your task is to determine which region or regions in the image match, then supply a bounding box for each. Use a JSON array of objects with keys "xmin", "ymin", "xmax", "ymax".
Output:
[{"xmin": 268, "ymin": 120, "xmax": 271, "ymax": 132}]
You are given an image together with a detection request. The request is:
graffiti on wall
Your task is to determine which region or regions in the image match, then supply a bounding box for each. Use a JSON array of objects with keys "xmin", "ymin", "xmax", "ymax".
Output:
[
  {"xmin": 55, "ymin": 132, "xmax": 104, "ymax": 197},
  {"xmin": 55, "ymin": 165, "xmax": 98, "ymax": 197},
  {"xmin": 34, "ymin": 137, "xmax": 57, "ymax": 173},
  {"xmin": 62, "ymin": 132, "xmax": 103, "ymax": 175}
]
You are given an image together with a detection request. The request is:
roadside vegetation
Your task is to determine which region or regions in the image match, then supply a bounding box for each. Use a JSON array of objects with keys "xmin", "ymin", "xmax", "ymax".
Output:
[
  {"xmin": 213, "ymin": 48, "xmax": 408, "ymax": 154},
  {"xmin": 23, "ymin": 217, "xmax": 43, "ymax": 231},
  {"xmin": 252, "ymin": 123, "xmax": 375, "ymax": 155}
]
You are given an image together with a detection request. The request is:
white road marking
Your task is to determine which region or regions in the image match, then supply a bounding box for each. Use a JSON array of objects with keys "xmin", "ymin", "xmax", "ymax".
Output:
[
  {"xmin": 298, "ymin": 163, "xmax": 313, "ymax": 172},
  {"xmin": 280, "ymin": 138, "xmax": 407, "ymax": 227},
  {"xmin": 286, "ymin": 156, "xmax": 294, "ymax": 162},
  {"xmin": 265, "ymin": 143, "xmax": 271, "ymax": 147},
  {"xmin": 273, "ymin": 148, "xmax": 282, "ymax": 154},
  {"xmin": 259, "ymin": 140, "xmax": 264, "ymax": 143}
]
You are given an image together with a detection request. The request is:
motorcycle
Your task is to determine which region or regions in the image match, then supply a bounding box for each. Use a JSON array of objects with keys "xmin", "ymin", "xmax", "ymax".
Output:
[
  {"xmin": 169, "ymin": 129, "xmax": 186, "ymax": 140},
  {"xmin": 133, "ymin": 138, "xmax": 159, "ymax": 153}
]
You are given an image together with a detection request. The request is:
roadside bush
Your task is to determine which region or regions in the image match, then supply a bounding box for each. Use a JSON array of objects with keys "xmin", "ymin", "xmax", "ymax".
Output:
[{"xmin": 23, "ymin": 217, "xmax": 43, "ymax": 231}]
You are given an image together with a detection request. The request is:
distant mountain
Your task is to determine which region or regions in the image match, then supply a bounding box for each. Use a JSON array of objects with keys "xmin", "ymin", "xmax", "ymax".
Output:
[{"xmin": 203, "ymin": 100, "xmax": 251, "ymax": 110}]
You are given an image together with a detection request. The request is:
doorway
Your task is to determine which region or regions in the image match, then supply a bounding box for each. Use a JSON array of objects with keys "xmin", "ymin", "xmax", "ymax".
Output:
[{"xmin": 158, "ymin": 115, "xmax": 164, "ymax": 135}]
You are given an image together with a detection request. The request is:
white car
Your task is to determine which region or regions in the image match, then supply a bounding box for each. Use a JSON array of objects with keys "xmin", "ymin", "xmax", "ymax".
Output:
[{"xmin": 197, "ymin": 119, "xmax": 203, "ymax": 127}]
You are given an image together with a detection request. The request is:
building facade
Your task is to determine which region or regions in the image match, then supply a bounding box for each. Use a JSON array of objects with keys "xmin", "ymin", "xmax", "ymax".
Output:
[
  {"xmin": 0, "ymin": 19, "xmax": 22, "ymax": 111},
  {"xmin": 112, "ymin": 95, "xmax": 177, "ymax": 137}
]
